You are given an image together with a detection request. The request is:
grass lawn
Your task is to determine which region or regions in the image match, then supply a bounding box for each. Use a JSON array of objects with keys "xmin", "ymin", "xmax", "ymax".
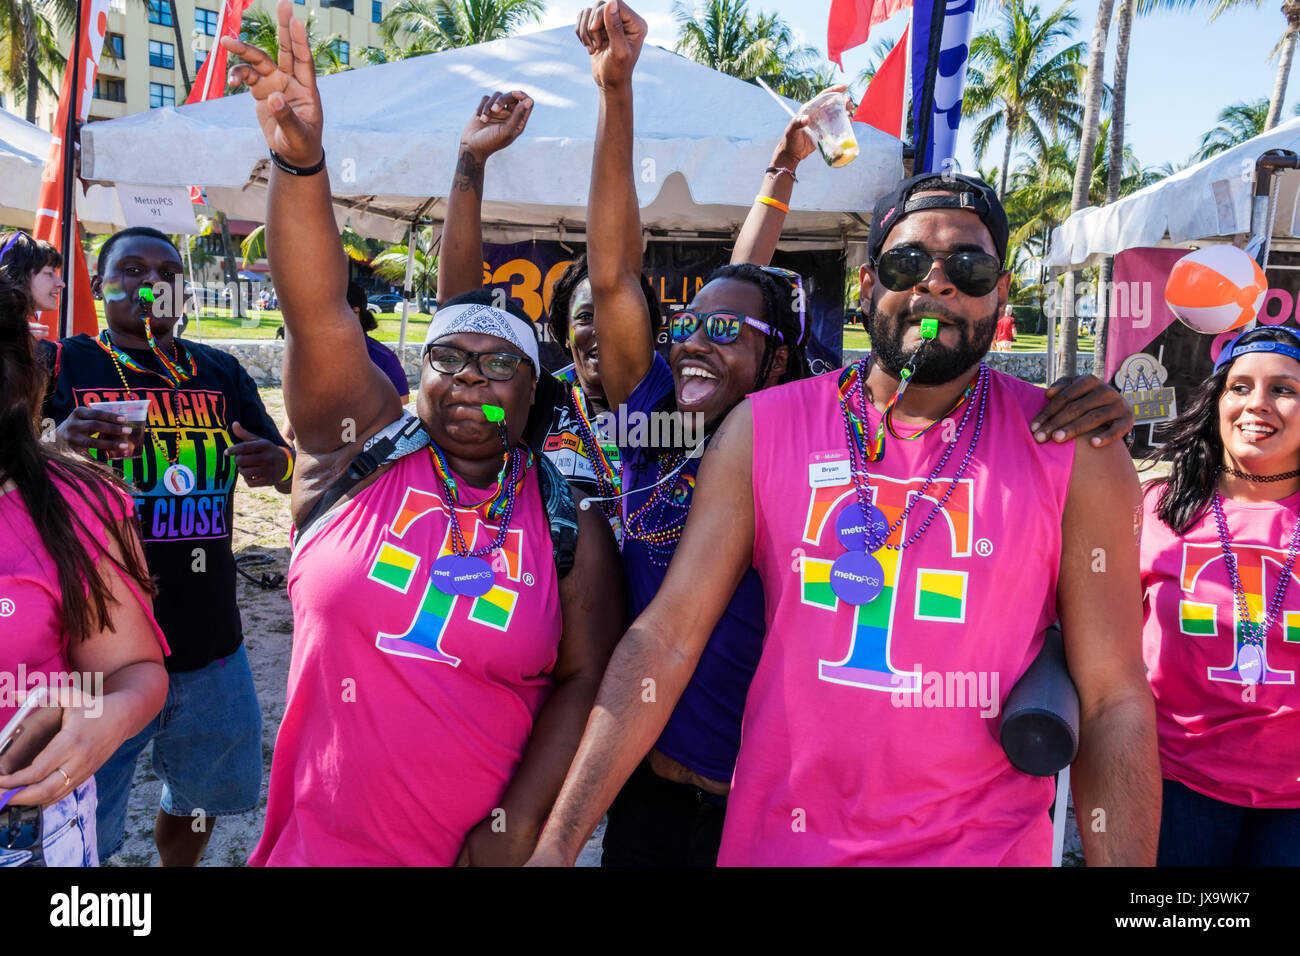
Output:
[
  {"xmin": 92, "ymin": 302, "xmax": 434, "ymax": 343},
  {"xmin": 842, "ymin": 324, "xmax": 1095, "ymax": 353}
]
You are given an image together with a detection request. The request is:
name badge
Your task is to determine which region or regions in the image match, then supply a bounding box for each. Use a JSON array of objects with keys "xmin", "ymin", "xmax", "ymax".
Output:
[{"xmin": 808, "ymin": 451, "xmax": 851, "ymax": 488}]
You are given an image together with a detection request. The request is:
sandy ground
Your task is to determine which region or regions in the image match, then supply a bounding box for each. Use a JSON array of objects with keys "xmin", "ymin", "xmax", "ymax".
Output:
[{"xmin": 98, "ymin": 386, "xmax": 1143, "ymax": 868}]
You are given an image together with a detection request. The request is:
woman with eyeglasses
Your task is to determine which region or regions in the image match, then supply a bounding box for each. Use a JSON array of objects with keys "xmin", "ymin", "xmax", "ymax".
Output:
[
  {"xmin": 1140, "ymin": 324, "xmax": 1300, "ymax": 866},
  {"xmin": 0, "ymin": 277, "xmax": 168, "ymax": 867},
  {"xmin": 0, "ymin": 230, "xmax": 65, "ymax": 340},
  {"xmin": 224, "ymin": 5, "xmax": 623, "ymax": 867},
  {"xmin": 561, "ymin": 0, "xmax": 1140, "ymax": 868}
]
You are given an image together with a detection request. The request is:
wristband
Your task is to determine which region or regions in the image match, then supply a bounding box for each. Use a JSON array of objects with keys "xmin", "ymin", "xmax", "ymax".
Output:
[
  {"xmin": 279, "ymin": 446, "xmax": 295, "ymax": 483},
  {"xmin": 765, "ymin": 166, "xmax": 798, "ymax": 183},
  {"xmin": 270, "ymin": 149, "xmax": 326, "ymax": 176},
  {"xmin": 755, "ymin": 195, "xmax": 790, "ymax": 213}
]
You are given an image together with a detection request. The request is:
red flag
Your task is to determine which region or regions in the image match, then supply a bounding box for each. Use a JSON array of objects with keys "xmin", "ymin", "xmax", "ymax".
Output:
[
  {"xmin": 33, "ymin": 0, "xmax": 109, "ymax": 339},
  {"xmin": 828, "ymin": 0, "xmax": 913, "ymax": 68},
  {"xmin": 854, "ymin": 23, "xmax": 909, "ymax": 138},
  {"xmin": 186, "ymin": 0, "xmax": 255, "ymax": 105}
]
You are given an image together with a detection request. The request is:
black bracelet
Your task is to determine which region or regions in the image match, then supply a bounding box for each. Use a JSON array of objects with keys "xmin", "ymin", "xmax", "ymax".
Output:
[
  {"xmin": 765, "ymin": 165, "xmax": 798, "ymax": 183},
  {"xmin": 270, "ymin": 149, "xmax": 326, "ymax": 176}
]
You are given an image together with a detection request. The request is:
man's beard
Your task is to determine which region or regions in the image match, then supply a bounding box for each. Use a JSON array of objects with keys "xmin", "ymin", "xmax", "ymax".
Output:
[{"xmin": 865, "ymin": 301, "xmax": 998, "ymax": 385}]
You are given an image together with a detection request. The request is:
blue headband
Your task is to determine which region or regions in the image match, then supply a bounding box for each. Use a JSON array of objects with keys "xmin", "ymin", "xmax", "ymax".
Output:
[
  {"xmin": 1213, "ymin": 328, "xmax": 1300, "ymax": 374},
  {"xmin": 0, "ymin": 231, "xmax": 24, "ymax": 263}
]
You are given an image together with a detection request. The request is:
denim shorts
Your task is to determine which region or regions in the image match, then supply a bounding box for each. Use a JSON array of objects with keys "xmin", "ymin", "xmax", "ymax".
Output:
[
  {"xmin": 95, "ymin": 644, "xmax": 262, "ymax": 861},
  {"xmin": 0, "ymin": 779, "xmax": 98, "ymax": 867}
]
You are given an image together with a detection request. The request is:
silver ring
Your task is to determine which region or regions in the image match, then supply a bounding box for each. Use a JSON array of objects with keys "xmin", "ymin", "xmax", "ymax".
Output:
[{"xmin": 57, "ymin": 767, "xmax": 72, "ymax": 788}]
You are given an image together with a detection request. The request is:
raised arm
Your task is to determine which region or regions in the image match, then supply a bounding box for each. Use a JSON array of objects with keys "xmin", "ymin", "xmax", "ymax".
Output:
[
  {"xmin": 222, "ymin": 2, "xmax": 397, "ymax": 456},
  {"xmin": 731, "ymin": 86, "xmax": 848, "ymax": 267},
  {"xmin": 528, "ymin": 402, "xmax": 758, "ymax": 865},
  {"xmin": 579, "ymin": 1, "xmax": 654, "ymax": 409},
  {"xmin": 1058, "ymin": 437, "xmax": 1160, "ymax": 866},
  {"xmin": 437, "ymin": 91, "xmax": 535, "ymax": 303}
]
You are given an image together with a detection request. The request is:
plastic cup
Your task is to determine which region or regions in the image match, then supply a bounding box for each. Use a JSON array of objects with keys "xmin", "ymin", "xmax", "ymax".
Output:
[
  {"xmin": 803, "ymin": 90, "xmax": 859, "ymax": 168},
  {"xmin": 89, "ymin": 399, "xmax": 151, "ymax": 460}
]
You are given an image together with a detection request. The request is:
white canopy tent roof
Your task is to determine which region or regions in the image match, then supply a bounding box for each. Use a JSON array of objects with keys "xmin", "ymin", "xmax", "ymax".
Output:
[
  {"xmin": 1047, "ymin": 116, "xmax": 1300, "ymax": 270},
  {"xmin": 80, "ymin": 27, "xmax": 903, "ymax": 246},
  {"xmin": 0, "ymin": 109, "xmax": 124, "ymax": 233}
]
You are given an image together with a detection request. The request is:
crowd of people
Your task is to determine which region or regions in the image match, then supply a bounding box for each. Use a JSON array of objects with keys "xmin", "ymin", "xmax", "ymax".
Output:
[{"xmin": 0, "ymin": 0, "xmax": 1296, "ymax": 867}]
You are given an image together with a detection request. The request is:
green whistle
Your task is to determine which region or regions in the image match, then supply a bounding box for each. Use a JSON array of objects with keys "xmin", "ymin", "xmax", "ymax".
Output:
[
  {"xmin": 138, "ymin": 287, "xmax": 156, "ymax": 303},
  {"xmin": 481, "ymin": 404, "xmax": 505, "ymax": 423},
  {"xmin": 919, "ymin": 317, "xmax": 939, "ymax": 339}
]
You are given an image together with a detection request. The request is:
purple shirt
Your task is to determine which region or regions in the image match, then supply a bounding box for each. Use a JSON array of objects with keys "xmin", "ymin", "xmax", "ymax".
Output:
[
  {"xmin": 366, "ymin": 336, "xmax": 409, "ymax": 399},
  {"xmin": 620, "ymin": 354, "xmax": 765, "ymax": 782}
]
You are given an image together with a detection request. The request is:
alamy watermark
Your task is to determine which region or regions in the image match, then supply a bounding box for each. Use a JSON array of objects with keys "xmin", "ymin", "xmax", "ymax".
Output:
[
  {"xmin": 0, "ymin": 667, "xmax": 104, "ymax": 718},
  {"xmin": 592, "ymin": 405, "xmax": 704, "ymax": 450}
]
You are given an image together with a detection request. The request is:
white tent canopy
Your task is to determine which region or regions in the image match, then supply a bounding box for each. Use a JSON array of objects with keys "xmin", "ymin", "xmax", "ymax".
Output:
[
  {"xmin": 1047, "ymin": 116, "xmax": 1300, "ymax": 270},
  {"xmin": 0, "ymin": 109, "xmax": 122, "ymax": 233},
  {"xmin": 80, "ymin": 27, "xmax": 903, "ymax": 245}
]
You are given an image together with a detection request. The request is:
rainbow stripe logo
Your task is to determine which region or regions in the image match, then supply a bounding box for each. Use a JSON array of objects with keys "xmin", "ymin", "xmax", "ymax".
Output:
[
  {"xmin": 913, "ymin": 569, "xmax": 967, "ymax": 623},
  {"xmin": 1179, "ymin": 600, "xmax": 1216, "ymax": 637},
  {"xmin": 800, "ymin": 557, "xmax": 837, "ymax": 610},
  {"xmin": 368, "ymin": 542, "xmax": 420, "ymax": 593},
  {"xmin": 469, "ymin": 586, "xmax": 519, "ymax": 631},
  {"xmin": 1287, "ymin": 610, "xmax": 1300, "ymax": 644}
]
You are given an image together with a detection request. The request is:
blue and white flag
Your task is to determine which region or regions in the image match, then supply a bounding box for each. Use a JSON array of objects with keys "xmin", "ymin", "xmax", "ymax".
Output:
[{"xmin": 911, "ymin": 0, "xmax": 976, "ymax": 174}]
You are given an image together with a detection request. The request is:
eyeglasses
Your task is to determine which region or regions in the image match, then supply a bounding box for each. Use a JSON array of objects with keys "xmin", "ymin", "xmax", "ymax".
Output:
[
  {"xmin": 425, "ymin": 344, "xmax": 527, "ymax": 381},
  {"xmin": 758, "ymin": 266, "xmax": 806, "ymax": 344},
  {"xmin": 874, "ymin": 246, "xmax": 1003, "ymax": 297},
  {"xmin": 1, "ymin": 803, "xmax": 42, "ymax": 861},
  {"xmin": 669, "ymin": 309, "xmax": 782, "ymax": 345}
]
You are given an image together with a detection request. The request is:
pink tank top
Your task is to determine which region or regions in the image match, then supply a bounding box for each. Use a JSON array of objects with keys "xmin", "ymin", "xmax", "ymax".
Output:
[
  {"xmin": 249, "ymin": 449, "xmax": 561, "ymax": 866},
  {"xmin": 723, "ymin": 365, "xmax": 1074, "ymax": 866},
  {"xmin": 1140, "ymin": 484, "xmax": 1300, "ymax": 808}
]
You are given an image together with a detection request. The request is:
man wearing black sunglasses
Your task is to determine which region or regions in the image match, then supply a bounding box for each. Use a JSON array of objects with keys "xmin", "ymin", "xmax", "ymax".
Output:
[{"xmin": 531, "ymin": 166, "xmax": 1159, "ymax": 867}]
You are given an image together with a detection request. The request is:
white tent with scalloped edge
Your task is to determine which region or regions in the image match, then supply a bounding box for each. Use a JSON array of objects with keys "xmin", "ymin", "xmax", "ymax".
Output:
[{"xmin": 78, "ymin": 26, "xmax": 903, "ymax": 247}]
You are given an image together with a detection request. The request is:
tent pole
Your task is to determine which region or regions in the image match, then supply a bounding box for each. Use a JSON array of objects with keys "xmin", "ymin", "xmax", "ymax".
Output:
[
  {"xmin": 1052, "ymin": 766, "xmax": 1070, "ymax": 867},
  {"xmin": 1047, "ymin": 268, "xmax": 1057, "ymax": 384},
  {"xmin": 398, "ymin": 221, "xmax": 415, "ymax": 353},
  {"xmin": 183, "ymin": 242, "xmax": 202, "ymax": 342}
]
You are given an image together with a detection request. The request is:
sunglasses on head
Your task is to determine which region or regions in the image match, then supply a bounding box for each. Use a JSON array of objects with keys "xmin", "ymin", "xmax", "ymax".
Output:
[
  {"xmin": 0, "ymin": 231, "xmax": 25, "ymax": 264},
  {"xmin": 425, "ymin": 344, "xmax": 527, "ymax": 381},
  {"xmin": 874, "ymin": 245, "xmax": 1003, "ymax": 297},
  {"xmin": 669, "ymin": 310, "xmax": 782, "ymax": 346},
  {"xmin": 758, "ymin": 265, "xmax": 806, "ymax": 344}
]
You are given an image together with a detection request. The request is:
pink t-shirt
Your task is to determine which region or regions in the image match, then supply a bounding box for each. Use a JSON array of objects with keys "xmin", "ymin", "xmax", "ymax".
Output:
[
  {"xmin": 724, "ymin": 366, "xmax": 1074, "ymax": 865},
  {"xmin": 0, "ymin": 475, "xmax": 167, "ymax": 728},
  {"xmin": 1141, "ymin": 483, "xmax": 1300, "ymax": 808},
  {"xmin": 250, "ymin": 449, "xmax": 562, "ymax": 866}
]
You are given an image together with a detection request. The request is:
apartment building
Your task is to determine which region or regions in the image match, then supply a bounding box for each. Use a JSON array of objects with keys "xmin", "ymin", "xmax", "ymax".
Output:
[{"xmin": 8, "ymin": 0, "xmax": 388, "ymax": 131}]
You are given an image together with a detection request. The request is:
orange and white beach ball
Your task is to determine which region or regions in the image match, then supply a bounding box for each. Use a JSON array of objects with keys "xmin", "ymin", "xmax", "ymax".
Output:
[{"xmin": 1164, "ymin": 245, "xmax": 1268, "ymax": 334}]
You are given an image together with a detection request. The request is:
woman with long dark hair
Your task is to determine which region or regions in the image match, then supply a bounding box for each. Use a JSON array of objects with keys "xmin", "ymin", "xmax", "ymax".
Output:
[
  {"xmin": 0, "ymin": 277, "xmax": 168, "ymax": 867},
  {"xmin": 1141, "ymin": 324, "xmax": 1300, "ymax": 865},
  {"xmin": 0, "ymin": 230, "xmax": 64, "ymax": 339}
]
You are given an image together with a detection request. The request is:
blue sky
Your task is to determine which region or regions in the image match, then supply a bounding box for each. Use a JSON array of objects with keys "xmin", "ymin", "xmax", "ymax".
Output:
[{"xmin": 536, "ymin": 0, "xmax": 1293, "ymax": 174}]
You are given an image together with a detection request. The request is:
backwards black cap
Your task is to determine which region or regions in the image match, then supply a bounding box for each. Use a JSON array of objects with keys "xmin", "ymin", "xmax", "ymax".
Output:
[{"xmin": 867, "ymin": 172, "xmax": 1010, "ymax": 267}]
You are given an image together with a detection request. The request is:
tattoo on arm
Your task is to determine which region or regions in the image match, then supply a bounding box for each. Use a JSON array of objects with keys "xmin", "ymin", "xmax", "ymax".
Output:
[{"xmin": 454, "ymin": 148, "xmax": 484, "ymax": 198}]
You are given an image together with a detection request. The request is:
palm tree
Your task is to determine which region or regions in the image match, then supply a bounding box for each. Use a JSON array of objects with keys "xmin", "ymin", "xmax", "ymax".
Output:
[
  {"xmin": 371, "ymin": 227, "xmax": 438, "ymax": 311},
  {"xmin": 0, "ymin": 0, "xmax": 71, "ymax": 124},
  {"xmin": 961, "ymin": 0, "xmax": 1086, "ymax": 199},
  {"xmin": 1194, "ymin": 99, "xmax": 1269, "ymax": 160},
  {"xmin": 673, "ymin": 0, "xmax": 823, "ymax": 97},
  {"xmin": 1093, "ymin": 0, "xmax": 1138, "ymax": 377},
  {"xmin": 237, "ymin": 9, "xmax": 346, "ymax": 78},
  {"xmin": 380, "ymin": 0, "xmax": 543, "ymax": 54},
  {"xmin": 1059, "ymin": 0, "xmax": 1117, "ymax": 377},
  {"xmin": 1151, "ymin": 0, "xmax": 1300, "ymax": 131}
]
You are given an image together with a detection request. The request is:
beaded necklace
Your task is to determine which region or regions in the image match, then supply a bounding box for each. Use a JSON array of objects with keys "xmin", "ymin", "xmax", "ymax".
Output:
[
  {"xmin": 623, "ymin": 447, "xmax": 702, "ymax": 566},
  {"xmin": 828, "ymin": 358, "xmax": 989, "ymax": 604},
  {"xmin": 426, "ymin": 439, "xmax": 532, "ymax": 596},
  {"xmin": 837, "ymin": 359, "xmax": 976, "ymax": 461},
  {"xmin": 569, "ymin": 382, "xmax": 623, "ymax": 529},
  {"xmin": 101, "ymin": 331, "xmax": 194, "ymax": 487},
  {"xmin": 1210, "ymin": 486, "xmax": 1300, "ymax": 685}
]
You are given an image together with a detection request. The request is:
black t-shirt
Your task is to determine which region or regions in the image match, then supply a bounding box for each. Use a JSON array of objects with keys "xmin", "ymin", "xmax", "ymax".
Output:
[{"xmin": 41, "ymin": 334, "xmax": 289, "ymax": 673}]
